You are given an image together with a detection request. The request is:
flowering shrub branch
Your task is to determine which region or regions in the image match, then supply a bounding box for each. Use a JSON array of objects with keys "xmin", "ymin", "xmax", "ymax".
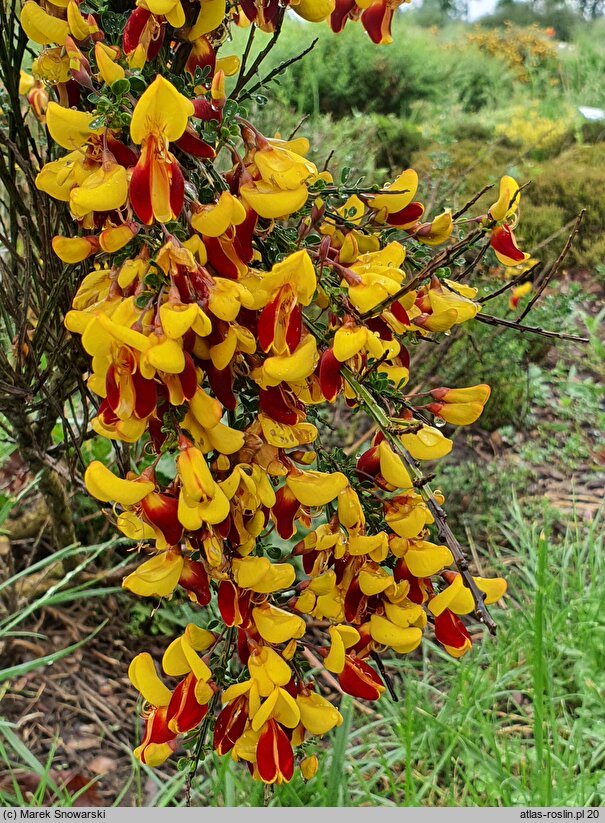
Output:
[
  {"xmin": 11, "ymin": 0, "xmax": 585, "ymax": 790},
  {"xmin": 339, "ymin": 366, "xmax": 498, "ymax": 632}
]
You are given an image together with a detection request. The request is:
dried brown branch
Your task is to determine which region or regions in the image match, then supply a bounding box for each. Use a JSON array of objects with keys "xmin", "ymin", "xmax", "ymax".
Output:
[
  {"xmin": 474, "ymin": 312, "xmax": 589, "ymax": 343},
  {"xmin": 452, "ymin": 183, "xmax": 494, "ymax": 220},
  {"xmin": 229, "ymin": 11, "xmax": 286, "ymax": 100},
  {"xmin": 241, "ymin": 38, "xmax": 319, "ymax": 102},
  {"xmin": 450, "ymin": 238, "xmax": 491, "ymax": 282},
  {"xmin": 516, "ymin": 209, "xmax": 586, "ymax": 323},
  {"xmin": 0, "ymin": 2, "xmax": 91, "ymax": 552},
  {"xmin": 478, "ymin": 261, "xmax": 542, "ymax": 304}
]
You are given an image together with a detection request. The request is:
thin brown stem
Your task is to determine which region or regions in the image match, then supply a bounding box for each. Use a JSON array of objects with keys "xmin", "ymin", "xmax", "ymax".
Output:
[
  {"xmin": 229, "ymin": 10, "xmax": 286, "ymax": 100},
  {"xmin": 185, "ymin": 625, "xmax": 237, "ymax": 805},
  {"xmin": 478, "ymin": 261, "xmax": 542, "ymax": 304},
  {"xmin": 241, "ymin": 38, "xmax": 319, "ymax": 102},
  {"xmin": 450, "ymin": 238, "xmax": 491, "ymax": 282},
  {"xmin": 236, "ymin": 23, "xmax": 256, "ymax": 90},
  {"xmin": 515, "ymin": 209, "xmax": 585, "ymax": 323},
  {"xmin": 475, "ymin": 312, "xmax": 588, "ymax": 343},
  {"xmin": 452, "ymin": 183, "xmax": 494, "ymax": 220}
]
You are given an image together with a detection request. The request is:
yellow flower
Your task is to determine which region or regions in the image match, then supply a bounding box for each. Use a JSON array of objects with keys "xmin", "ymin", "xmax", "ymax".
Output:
[
  {"xmin": 138, "ymin": 0, "xmax": 185, "ymax": 27},
  {"xmin": 378, "ymin": 440, "xmax": 413, "ymax": 491},
  {"xmin": 253, "ymin": 140, "xmax": 317, "ymax": 192},
  {"xmin": 286, "ymin": 469, "xmax": 349, "ymax": 507},
  {"xmin": 70, "ymin": 160, "xmax": 129, "ymax": 218},
  {"xmin": 290, "ymin": 0, "xmax": 335, "ymax": 21},
  {"xmin": 185, "ymin": 0, "xmax": 226, "ymax": 37},
  {"xmin": 323, "ymin": 624, "xmax": 360, "ymax": 673},
  {"xmin": 416, "ymin": 210, "xmax": 454, "ymax": 246},
  {"xmin": 19, "ymin": 70, "xmax": 35, "ymax": 95},
  {"xmin": 20, "ymin": 1, "xmax": 70, "ymax": 45},
  {"xmin": 240, "ymin": 178, "xmax": 309, "ymax": 220},
  {"xmin": 248, "ymin": 645, "xmax": 293, "ymax": 696},
  {"xmin": 427, "ymin": 384, "xmax": 491, "ymax": 426},
  {"xmin": 398, "ymin": 425, "xmax": 452, "ymax": 460},
  {"xmin": 84, "ymin": 461, "xmax": 154, "ymax": 506},
  {"xmin": 395, "ymin": 538, "xmax": 453, "ymax": 576},
  {"xmin": 191, "ymin": 192, "xmax": 247, "ymax": 237},
  {"xmin": 429, "ymin": 572, "xmax": 507, "ymax": 616},
  {"xmin": 52, "ymin": 235, "xmax": 99, "ymax": 264},
  {"xmin": 128, "ymin": 652, "xmax": 172, "ymax": 706},
  {"xmin": 297, "ymin": 691, "xmax": 343, "ymax": 735},
  {"xmin": 129, "ymin": 76, "xmax": 195, "ymax": 224},
  {"xmin": 162, "ymin": 625, "xmax": 215, "ymax": 683},
  {"xmin": 300, "ymin": 754, "xmax": 319, "ymax": 780},
  {"xmin": 45, "ymin": 102, "xmax": 103, "ymax": 150},
  {"xmin": 489, "ymin": 175, "xmax": 521, "ymax": 222},
  {"xmin": 368, "ymin": 169, "xmax": 418, "ymax": 214},
  {"xmin": 369, "ymin": 614, "xmax": 423, "ymax": 654},
  {"xmin": 233, "ymin": 556, "xmax": 295, "ymax": 594},
  {"xmin": 255, "ymin": 335, "xmax": 319, "ymax": 387},
  {"xmin": 250, "ymin": 685, "xmax": 300, "ymax": 732},
  {"xmin": 509, "ymin": 280, "xmax": 532, "ymax": 310},
  {"xmin": 122, "ymin": 551, "xmax": 184, "ymax": 598},
  {"xmin": 95, "ymin": 42, "xmax": 125, "ymax": 85},
  {"xmin": 252, "ymin": 603, "xmax": 306, "ymax": 644}
]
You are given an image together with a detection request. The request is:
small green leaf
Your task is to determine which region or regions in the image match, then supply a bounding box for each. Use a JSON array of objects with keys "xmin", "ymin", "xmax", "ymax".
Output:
[
  {"xmin": 111, "ymin": 77, "xmax": 131, "ymax": 97},
  {"xmin": 128, "ymin": 75, "xmax": 148, "ymax": 94},
  {"xmin": 222, "ymin": 99, "xmax": 239, "ymax": 119},
  {"xmin": 88, "ymin": 115, "xmax": 106, "ymax": 130},
  {"xmin": 135, "ymin": 291, "xmax": 154, "ymax": 308}
]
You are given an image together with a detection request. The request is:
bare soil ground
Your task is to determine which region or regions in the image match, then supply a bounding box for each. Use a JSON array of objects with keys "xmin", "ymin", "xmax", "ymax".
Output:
[{"xmin": 0, "ymin": 598, "xmax": 164, "ymax": 805}]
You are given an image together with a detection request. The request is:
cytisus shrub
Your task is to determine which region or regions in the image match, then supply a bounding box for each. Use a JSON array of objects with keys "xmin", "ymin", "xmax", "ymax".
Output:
[{"xmin": 14, "ymin": 0, "xmax": 578, "ymax": 788}]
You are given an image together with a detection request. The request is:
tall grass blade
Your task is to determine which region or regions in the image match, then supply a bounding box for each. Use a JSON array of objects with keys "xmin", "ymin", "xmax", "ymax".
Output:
[
  {"xmin": 532, "ymin": 528, "xmax": 551, "ymax": 805},
  {"xmin": 326, "ymin": 695, "xmax": 353, "ymax": 806}
]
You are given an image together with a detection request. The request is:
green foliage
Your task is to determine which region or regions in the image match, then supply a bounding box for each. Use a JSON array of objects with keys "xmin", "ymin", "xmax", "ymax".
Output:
[
  {"xmin": 248, "ymin": 106, "xmax": 422, "ymax": 181},
  {"xmin": 419, "ymin": 290, "xmax": 581, "ymax": 432},
  {"xmin": 435, "ymin": 322, "xmax": 602, "ymax": 544},
  {"xmin": 3, "ymin": 494, "xmax": 602, "ymax": 806},
  {"xmin": 526, "ymin": 144, "xmax": 605, "ymax": 267},
  {"xmin": 233, "ymin": 20, "xmax": 518, "ymax": 122},
  {"xmin": 0, "ymin": 490, "xmax": 129, "ymax": 682},
  {"xmin": 449, "ymin": 44, "xmax": 515, "ymax": 113},
  {"xmin": 2, "ymin": 7, "xmax": 601, "ymax": 808},
  {"xmin": 250, "ymin": 22, "xmax": 447, "ymax": 119},
  {"xmin": 410, "ymin": 137, "xmax": 605, "ymax": 269},
  {"xmin": 520, "ymin": 203, "xmax": 568, "ymax": 250},
  {"xmin": 0, "ymin": 728, "xmax": 100, "ymax": 806},
  {"xmin": 559, "ymin": 22, "xmax": 605, "ymax": 104},
  {"xmin": 237, "ymin": 18, "xmax": 602, "ymax": 271},
  {"xmin": 368, "ymin": 114, "xmax": 425, "ymax": 171}
]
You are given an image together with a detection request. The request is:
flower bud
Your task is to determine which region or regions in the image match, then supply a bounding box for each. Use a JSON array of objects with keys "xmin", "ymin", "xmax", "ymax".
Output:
[{"xmin": 300, "ymin": 755, "xmax": 318, "ymax": 781}]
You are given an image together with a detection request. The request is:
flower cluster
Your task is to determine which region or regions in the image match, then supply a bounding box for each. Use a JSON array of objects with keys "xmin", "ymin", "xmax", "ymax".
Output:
[
  {"xmin": 466, "ymin": 22, "xmax": 558, "ymax": 84},
  {"xmin": 20, "ymin": 0, "xmax": 517, "ymax": 785}
]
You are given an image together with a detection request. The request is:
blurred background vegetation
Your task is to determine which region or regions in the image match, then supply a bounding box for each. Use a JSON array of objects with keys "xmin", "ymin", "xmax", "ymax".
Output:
[{"xmin": 0, "ymin": 0, "xmax": 603, "ymax": 807}]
